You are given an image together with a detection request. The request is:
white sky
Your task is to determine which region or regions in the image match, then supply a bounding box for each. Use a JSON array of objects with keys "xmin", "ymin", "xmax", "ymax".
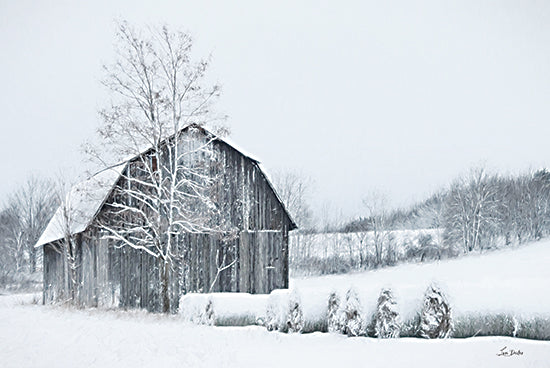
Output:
[{"xmin": 1, "ymin": 1, "xmax": 550, "ymax": 221}]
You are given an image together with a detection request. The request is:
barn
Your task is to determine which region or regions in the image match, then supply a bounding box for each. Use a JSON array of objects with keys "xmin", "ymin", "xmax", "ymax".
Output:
[{"xmin": 35, "ymin": 124, "xmax": 296, "ymax": 313}]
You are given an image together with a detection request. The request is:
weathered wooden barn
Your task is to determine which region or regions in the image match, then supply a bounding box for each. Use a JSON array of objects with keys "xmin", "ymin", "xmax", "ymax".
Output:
[{"xmin": 35, "ymin": 125, "xmax": 296, "ymax": 313}]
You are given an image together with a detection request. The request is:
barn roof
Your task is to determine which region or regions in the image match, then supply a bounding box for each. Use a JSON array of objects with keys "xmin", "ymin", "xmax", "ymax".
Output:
[
  {"xmin": 35, "ymin": 163, "xmax": 127, "ymax": 248},
  {"xmin": 35, "ymin": 125, "xmax": 296, "ymax": 248}
]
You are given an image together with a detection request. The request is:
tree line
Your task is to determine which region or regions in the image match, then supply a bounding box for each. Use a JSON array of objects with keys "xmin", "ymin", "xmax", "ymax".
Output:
[
  {"xmin": 0, "ymin": 177, "xmax": 58, "ymax": 288},
  {"xmin": 342, "ymin": 168, "xmax": 550, "ymax": 252},
  {"xmin": 286, "ymin": 167, "xmax": 550, "ymax": 276}
]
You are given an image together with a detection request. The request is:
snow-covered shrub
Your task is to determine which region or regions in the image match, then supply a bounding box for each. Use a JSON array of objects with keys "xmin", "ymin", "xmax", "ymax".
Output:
[
  {"xmin": 327, "ymin": 292, "xmax": 342, "ymax": 333},
  {"xmin": 199, "ymin": 299, "xmax": 215, "ymax": 326},
  {"xmin": 399, "ymin": 317, "xmax": 419, "ymax": 337},
  {"xmin": 373, "ymin": 288, "xmax": 400, "ymax": 338},
  {"xmin": 286, "ymin": 290, "xmax": 304, "ymax": 333},
  {"xmin": 342, "ymin": 288, "xmax": 364, "ymax": 337},
  {"xmin": 419, "ymin": 285, "xmax": 452, "ymax": 338}
]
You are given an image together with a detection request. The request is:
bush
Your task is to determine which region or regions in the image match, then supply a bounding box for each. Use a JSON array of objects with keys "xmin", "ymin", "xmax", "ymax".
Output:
[
  {"xmin": 342, "ymin": 288, "xmax": 364, "ymax": 337},
  {"xmin": 419, "ymin": 285, "xmax": 452, "ymax": 338},
  {"xmin": 373, "ymin": 288, "xmax": 400, "ymax": 338},
  {"xmin": 286, "ymin": 291, "xmax": 304, "ymax": 333},
  {"xmin": 327, "ymin": 292, "xmax": 341, "ymax": 333},
  {"xmin": 265, "ymin": 301, "xmax": 281, "ymax": 331}
]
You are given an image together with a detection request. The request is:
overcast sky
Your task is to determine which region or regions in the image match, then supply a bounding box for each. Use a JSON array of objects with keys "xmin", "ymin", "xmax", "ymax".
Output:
[{"xmin": 1, "ymin": 1, "xmax": 550, "ymax": 221}]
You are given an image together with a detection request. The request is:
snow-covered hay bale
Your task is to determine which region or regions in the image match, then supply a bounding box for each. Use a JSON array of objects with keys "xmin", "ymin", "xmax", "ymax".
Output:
[
  {"xmin": 179, "ymin": 292, "xmax": 269, "ymax": 326},
  {"xmin": 264, "ymin": 289, "xmax": 289, "ymax": 331},
  {"xmin": 179, "ymin": 289, "xmax": 326, "ymax": 332}
]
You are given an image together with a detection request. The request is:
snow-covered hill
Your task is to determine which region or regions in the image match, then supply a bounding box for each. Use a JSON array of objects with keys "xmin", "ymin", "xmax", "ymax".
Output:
[{"xmin": 292, "ymin": 239, "xmax": 550, "ymax": 322}]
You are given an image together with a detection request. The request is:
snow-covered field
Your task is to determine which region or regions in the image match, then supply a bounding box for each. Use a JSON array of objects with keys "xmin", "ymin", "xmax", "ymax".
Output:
[
  {"xmin": 177, "ymin": 238, "xmax": 550, "ymax": 336},
  {"xmin": 292, "ymin": 239, "xmax": 550, "ymax": 323},
  {"xmin": 2, "ymin": 240, "xmax": 550, "ymax": 367},
  {"xmin": 1, "ymin": 294, "xmax": 549, "ymax": 368}
]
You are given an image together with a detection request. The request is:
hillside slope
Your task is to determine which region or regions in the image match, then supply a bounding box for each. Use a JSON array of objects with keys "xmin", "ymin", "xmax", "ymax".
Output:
[{"xmin": 292, "ymin": 240, "xmax": 550, "ymax": 320}]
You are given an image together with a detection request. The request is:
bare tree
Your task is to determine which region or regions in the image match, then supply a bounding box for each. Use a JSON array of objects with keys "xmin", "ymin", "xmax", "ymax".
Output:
[
  {"xmin": 1, "ymin": 204, "xmax": 26, "ymax": 273},
  {"xmin": 443, "ymin": 168, "xmax": 500, "ymax": 253},
  {"xmin": 524, "ymin": 169, "xmax": 550, "ymax": 241},
  {"xmin": 85, "ymin": 21, "xmax": 231, "ymax": 312},
  {"xmin": 54, "ymin": 178, "xmax": 81, "ymax": 303},
  {"xmin": 363, "ymin": 192, "xmax": 391, "ymax": 268},
  {"xmin": 272, "ymin": 170, "xmax": 313, "ymax": 230},
  {"xmin": 352, "ymin": 231, "xmax": 370, "ymax": 268},
  {"xmin": 0, "ymin": 209, "xmax": 21, "ymax": 285},
  {"xmin": 2, "ymin": 177, "xmax": 57, "ymax": 274}
]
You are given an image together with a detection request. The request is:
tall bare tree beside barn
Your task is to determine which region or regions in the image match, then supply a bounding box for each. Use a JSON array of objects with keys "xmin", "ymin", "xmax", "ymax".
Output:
[{"xmin": 86, "ymin": 21, "xmax": 230, "ymax": 312}]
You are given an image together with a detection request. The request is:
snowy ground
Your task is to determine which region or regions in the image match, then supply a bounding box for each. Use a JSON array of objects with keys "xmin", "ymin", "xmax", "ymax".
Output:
[
  {"xmin": 292, "ymin": 239, "xmax": 550, "ymax": 322},
  {"xmin": 3, "ymin": 241, "xmax": 550, "ymax": 367},
  {"xmin": 1, "ymin": 294, "xmax": 550, "ymax": 368}
]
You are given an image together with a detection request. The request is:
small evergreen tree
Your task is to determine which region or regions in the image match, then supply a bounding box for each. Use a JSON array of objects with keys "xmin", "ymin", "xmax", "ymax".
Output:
[
  {"xmin": 342, "ymin": 288, "xmax": 363, "ymax": 337},
  {"xmin": 286, "ymin": 290, "xmax": 304, "ymax": 333},
  {"xmin": 373, "ymin": 288, "xmax": 400, "ymax": 338},
  {"xmin": 327, "ymin": 292, "xmax": 341, "ymax": 333},
  {"xmin": 419, "ymin": 285, "xmax": 452, "ymax": 338}
]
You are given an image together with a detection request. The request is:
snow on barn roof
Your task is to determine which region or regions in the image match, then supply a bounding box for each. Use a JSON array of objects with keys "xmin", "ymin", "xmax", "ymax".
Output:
[
  {"xmin": 35, "ymin": 125, "xmax": 296, "ymax": 248},
  {"xmin": 216, "ymin": 134, "xmax": 260, "ymax": 163},
  {"xmin": 34, "ymin": 163, "xmax": 127, "ymax": 248}
]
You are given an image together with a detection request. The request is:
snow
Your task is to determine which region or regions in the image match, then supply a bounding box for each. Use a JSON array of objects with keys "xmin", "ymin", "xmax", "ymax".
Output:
[
  {"xmin": 35, "ymin": 163, "xmax": 126, "ymax": 248},
  {"xmin": 173, "ymin": 240, "xmax": 550, "ymax": 335},
  {"xmin": 216, "ymin": 134, "xmax": 261, "ymax": 163},
  {"xmin": 1, "ymin": 294, "xmax": 549, "ymax": 368},
  {"xmin": 291, "ymin": 239, "xmax": 550, "ymax": 322},
  {"xmin": 3, "ymin": 240, "xmax": 550, "ymax": 366},
  {"xmin": 179, "ymin": 292, "xmax": 269, "ymax": 325}
]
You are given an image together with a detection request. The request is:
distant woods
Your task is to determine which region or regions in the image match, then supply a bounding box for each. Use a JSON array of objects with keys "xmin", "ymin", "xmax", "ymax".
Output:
[
  {"xmin": 344, "ymin": 168, "xmax": 550, "ymax": 250},
  {"xmin": 290, "ymin": 168, "xmax": 550, "ymax": 276},
  {"xmin": 0, "ymin": 177, "xmax": 58, "ymax": 289}
]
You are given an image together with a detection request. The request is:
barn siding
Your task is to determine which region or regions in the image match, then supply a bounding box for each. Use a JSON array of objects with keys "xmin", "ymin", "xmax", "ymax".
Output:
[{"xmin": 43, "ymin": 229, "xmax": 288, "ymax": 313}]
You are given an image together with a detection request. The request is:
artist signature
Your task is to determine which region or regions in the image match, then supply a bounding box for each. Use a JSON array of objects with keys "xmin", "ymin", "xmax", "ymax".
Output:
[{"xmin": 497, "ymin": 346, "xmax": 524, "ymax": 357}]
